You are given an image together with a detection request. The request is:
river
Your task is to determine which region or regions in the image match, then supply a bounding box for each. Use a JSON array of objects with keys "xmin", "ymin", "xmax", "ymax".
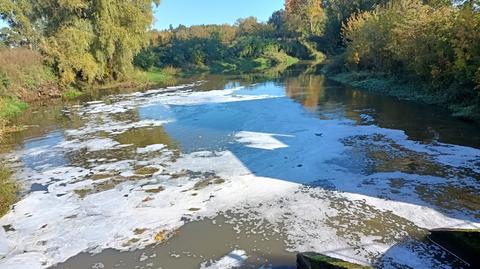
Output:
[{"xmin": 0, "ymin": 71, "xmax": 479, "ymax": 269}]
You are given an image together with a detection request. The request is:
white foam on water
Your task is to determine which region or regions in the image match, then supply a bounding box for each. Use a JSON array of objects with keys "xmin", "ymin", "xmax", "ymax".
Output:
[
  {"xmin": 136, "ymin": 144, "xmax": 166, "ymax": 154},
  {"xmin": 0, "ymin": 81, "xmax": 479, "ymax": 269},
  {"xmin": 235, "ymin": 131, "xmax": 293, "ymax": 150},
  {"xmin": 57, "ymin": 138, "xmax": 120, "ymax": 152},
  {"xmin": 200, "ymin": 249, "xmax": 247, "ymax": 269}
]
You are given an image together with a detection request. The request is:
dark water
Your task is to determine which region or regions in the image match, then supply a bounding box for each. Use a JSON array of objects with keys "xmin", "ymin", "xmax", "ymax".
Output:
[{"xmin": 0, "ymin": 70, "xmax": 479, "ymax": 269}]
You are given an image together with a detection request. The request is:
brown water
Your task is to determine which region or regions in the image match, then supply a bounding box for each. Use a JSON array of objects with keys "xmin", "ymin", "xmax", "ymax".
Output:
[
  {"xmin": 0, "ymin": 70, "xmax": 479, "ymax": 269},
  {"xmin": 53, "ymin": 215, "xmax": 294, "ymax": 269}
]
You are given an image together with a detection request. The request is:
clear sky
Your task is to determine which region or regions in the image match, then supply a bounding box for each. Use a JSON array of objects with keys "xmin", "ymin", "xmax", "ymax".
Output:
[
  {"xmin": 0, "ymin": 1, "xmax": 285, "ymax": 30},
  {"xmin": 153, "ymin": 0, "xmax": 284, "ymax": 30}
]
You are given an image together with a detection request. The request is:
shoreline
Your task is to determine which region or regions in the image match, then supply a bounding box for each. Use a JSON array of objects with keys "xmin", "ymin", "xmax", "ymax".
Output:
[{"xmin": 326, "ymin": 71, "xmax": 480, "ymax": 124}]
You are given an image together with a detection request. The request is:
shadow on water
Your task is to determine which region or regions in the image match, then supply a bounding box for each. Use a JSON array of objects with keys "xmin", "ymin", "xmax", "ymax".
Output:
[
  {"xmin": 136, "ymin": 75, "xmax": 479, "ymax": 221},
  {"xmin": 283, "ymin": 74, "xmax": 480, "ymax": 147},
  {"xmin": 5, "ymin": 67, "xmax": 479, "ymax": 268}
]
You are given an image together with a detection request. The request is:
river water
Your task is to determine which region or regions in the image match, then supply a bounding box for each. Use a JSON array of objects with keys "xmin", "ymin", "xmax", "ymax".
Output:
[{"xmin": 0, "ymin": 72, "xmax": 479, "ymax": 269}]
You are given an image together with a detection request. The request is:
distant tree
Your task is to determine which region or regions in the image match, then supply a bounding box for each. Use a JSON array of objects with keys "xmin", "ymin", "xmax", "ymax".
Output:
[
  {"xmin": 284, "ymin": 0, "xmax": 326, "ymax": 38},
  {"xmin": 268, "ymin": 10, "xmax": 288, "ymax": 37},
  {"xmin": 235, "ymin": 17, "xmax": 261, "ymax": 36}
]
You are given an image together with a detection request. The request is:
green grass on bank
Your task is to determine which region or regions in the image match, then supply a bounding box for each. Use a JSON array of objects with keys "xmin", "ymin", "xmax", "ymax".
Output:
[
  {"xmin": 0, "ymin": 97, "xmax": 28, "ymax": 120},
  {"xmin": 0, "ymin": 165, "xmax": 16, "ymax": 217},
  {"xmin": 62, "ymin": 88, "xmax": 84, "ymax": 100},
  {"xmin": 134, "ymin": 67, "xmax": 180, "ymax": 86},
  {"xmin": 209, "ymin": 51, "xmax": 299, "ymax": 74},
  {"xmin": 0, "ymin": 97, "xmax": 28, "ymax": 146}
]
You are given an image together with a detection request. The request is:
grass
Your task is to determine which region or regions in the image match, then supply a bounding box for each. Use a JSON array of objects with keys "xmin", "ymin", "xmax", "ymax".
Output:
[
  {"xmin": 135, "ymin": 67, "xmax": 180, "ymax": 86},
  {"xmin": 0, "ymin": 97, "xmax": 28, "ymax": 120},
  {"xmin": 0, "ymin": 97, "xmax": 28, "ymax": 141},
  {"xmin": 0, "ymin": 165, "xmax": 17, "ymax": 217},
  {"xmin": 62, "ymin": 88, "xmax": 84, "ymax": 100},
  {"xmin": 0, "ymin": 48, "xmax": 56, "ymax": 96}
]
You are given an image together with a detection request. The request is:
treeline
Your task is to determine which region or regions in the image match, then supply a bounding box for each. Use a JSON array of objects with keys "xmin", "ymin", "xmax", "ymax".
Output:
[
  {"xmin": 261, "ymin": 0, "xmax": 480, "ymax": 120},
  {"xmin": 0, "ymin": 0, "xmax": 479, "ymax": 120},
  {"xmin": 131, "ymin": 0, "xmax": 394, "ymax": 73},
  {"xmin": 133, "ymin": 17, "xmax": 304, "ymax": 74},
  {"xmin": 338, "ymin": 0, "xmax": 480, "ymax": 118}
]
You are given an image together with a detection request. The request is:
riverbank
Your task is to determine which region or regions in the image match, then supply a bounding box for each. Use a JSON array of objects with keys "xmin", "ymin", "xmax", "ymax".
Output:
[
  {"xmin": 0, "ymin": 58, "xmax": 181, "ymax": 217},
  {"xmin": 0, "ymin": 67, "xmax": 179, "ymax": 136},
  {"xmin": 0, "ymin": 165, "xmax": 16, "ymax": 217},
  {"xmin": 326, "ymin": 71, "xmax": 480, "ymax": 124}
]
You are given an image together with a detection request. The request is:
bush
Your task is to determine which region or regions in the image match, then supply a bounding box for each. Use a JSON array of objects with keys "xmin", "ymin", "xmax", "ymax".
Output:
[
  {"xmin": 323, "ymin": 53, "xmax": 348, "ymax": 75},
  {"xmin": 340, "ymin": 0, "xmax": 480, "ymax": 119}
]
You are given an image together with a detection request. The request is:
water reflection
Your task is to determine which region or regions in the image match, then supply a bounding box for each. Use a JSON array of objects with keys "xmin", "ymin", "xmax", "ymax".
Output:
[
  {"xmin": 1, "ymin": 70, "xmax": 479, "ymax": 269},
  {"xmin": 284, "ymin": 74, "xmax": 480, "ymax": 148},
  {"xmin": 115, "ymin": 126, "xmax": 179, "ymax": 151}
]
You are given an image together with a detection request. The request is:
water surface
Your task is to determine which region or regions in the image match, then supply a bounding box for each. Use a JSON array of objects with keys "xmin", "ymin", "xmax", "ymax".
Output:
[{"xmin": 0, "ymin": 73, "xmax": 479, "ymax": 269}]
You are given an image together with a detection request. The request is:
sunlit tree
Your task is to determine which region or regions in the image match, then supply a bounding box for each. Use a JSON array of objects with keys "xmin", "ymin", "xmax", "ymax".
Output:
[{"xmin": 0, "ymin": 0, "xmax": 160, "ymax": 84}]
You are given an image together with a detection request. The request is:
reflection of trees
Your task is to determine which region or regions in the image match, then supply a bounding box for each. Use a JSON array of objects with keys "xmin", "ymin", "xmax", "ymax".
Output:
[
  {"xmin": 0, "ymin": 104, "xmax": 84, "ymax": 152},
  {"xmin": 285, "ymin": 74, "xmax": 325, "ymax": 109},
  {"xmin": 67, "ymin": 128, "xmax": 179, "ymax": 168},
  {"xmin": 115, "ymin": 126, "xmax": 179, "ymax": 151},
  {"xmin": 284, "ymin": 73, "xmax": 480, "ymax": 147}
]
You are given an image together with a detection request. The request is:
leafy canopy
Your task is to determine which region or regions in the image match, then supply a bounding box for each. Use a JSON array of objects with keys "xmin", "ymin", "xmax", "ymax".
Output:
[{"xmin": 0, "ymin": 0, "xmax": 160, "ymax": 84}]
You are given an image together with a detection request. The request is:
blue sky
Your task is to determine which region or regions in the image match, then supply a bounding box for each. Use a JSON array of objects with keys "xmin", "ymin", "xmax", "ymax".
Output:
[
  {"xmin": 153, "ymin": 0, "xmax": 284, "ymax": 30},
  {"xmin": 0, "ymin": 1, "xmax": 284, "ymax": 30}
]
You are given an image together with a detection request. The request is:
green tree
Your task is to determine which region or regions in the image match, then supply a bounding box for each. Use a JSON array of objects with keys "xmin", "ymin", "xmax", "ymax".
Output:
[
  {"xmin": 322, "ymin": 0, "xmax": 387, "ymax": 52},
  {"xmin": 268, "ymin": 10, "xmax": 291, "ymax": 38},
  {"xmin": 285, "ymin": 0, "xmax": 326, "ymax": 38},
  {"xmin": 452, "ymin": 2, "xmax": 480, "ymax": 93},
  {"xmin": 341, "ymin": 0, "xmax": 480, "ymax": 118},
  {"xmin": 0, "ymin": 0, "xmax": 160, "ymax": 84}
]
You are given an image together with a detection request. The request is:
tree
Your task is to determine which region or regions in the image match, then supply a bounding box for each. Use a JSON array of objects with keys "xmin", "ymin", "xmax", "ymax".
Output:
[
  {"xmin": 0, "ymin": 0, "xmax": 160, "ymax": 84},
  {"xmin": 285, "ymin": 0, "xmax": 327, "ymax": 38},
  {"xmin": 452, "ymin": 1, "xmax": 480, "ymax": 92},
  {"xmin": 235, "ymin": 17, "xmax": 261, "ymax": 36},
  {"xmin": 321, "ymin": 0, "xmax": 387, "ymax": 52},
  {"xmin": 342, "ymin": 0, "xmax": 480, "ymax": 109},
  {"xmin": 268, "ymin": 10, "xmax": 289, "ymax": 37}
]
